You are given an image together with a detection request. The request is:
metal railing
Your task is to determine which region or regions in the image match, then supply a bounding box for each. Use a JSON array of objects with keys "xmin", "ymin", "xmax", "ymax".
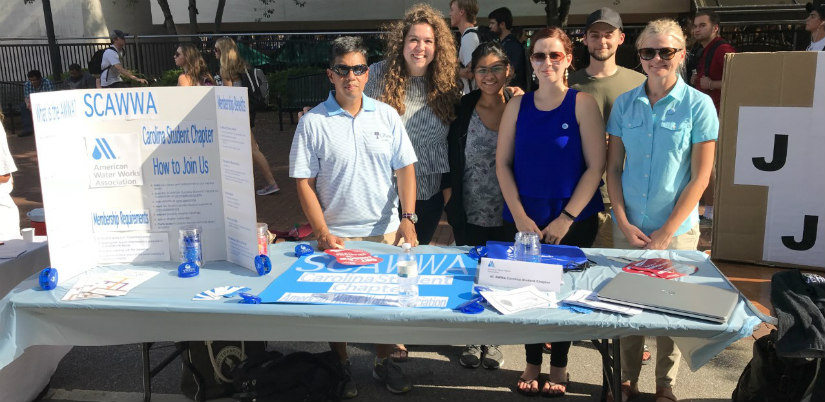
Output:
[
  {"xmin": 0, "ymin": 23, "xmax": 810, "ymax": 85},
  {"xmin": 0, "ymin": 32, "xmax": 387, "ymax": 83}
]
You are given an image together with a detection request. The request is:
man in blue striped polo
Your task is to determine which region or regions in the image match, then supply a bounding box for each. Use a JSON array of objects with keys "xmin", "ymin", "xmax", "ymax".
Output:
[{"xmin": 289, "ymin": 36, "xmax": 418, "ymax": 397}]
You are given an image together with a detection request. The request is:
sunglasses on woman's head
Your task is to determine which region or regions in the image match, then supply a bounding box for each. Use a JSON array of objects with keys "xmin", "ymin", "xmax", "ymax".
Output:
[
  {"xmin": 330, "ymin": 64, "xmax": 369, "ymax": 77},
  {"xmin": 529, "ymin": 51, "xmax": 565, "ymax": 63},
  {"xmin": 638, "ymin": 47, "xmax": 681, "ymax": 61}
]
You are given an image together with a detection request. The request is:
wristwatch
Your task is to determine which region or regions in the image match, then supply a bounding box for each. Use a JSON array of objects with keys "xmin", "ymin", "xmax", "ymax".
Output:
[{"xmin": 401, "ymin": 212, "xmax": 418, "ymax": 224}]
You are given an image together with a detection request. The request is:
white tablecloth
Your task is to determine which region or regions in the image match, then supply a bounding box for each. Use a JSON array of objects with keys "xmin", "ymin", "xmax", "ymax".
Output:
[{"xmin": 0, "ymin": 241, "xmax": 71, "ymax": 402}]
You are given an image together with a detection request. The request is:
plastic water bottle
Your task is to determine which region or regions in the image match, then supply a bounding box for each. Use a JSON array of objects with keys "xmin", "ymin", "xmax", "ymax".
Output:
[
  {"xmin": 179, "ymin": 226, "xmax": 203, "ymax": 268},
  {"xmin": 397, "ymin": 243, "xmax": 419, "ymax": 308}
]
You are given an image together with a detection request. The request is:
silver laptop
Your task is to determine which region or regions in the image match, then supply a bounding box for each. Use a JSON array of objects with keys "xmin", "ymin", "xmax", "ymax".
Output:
[{"xmin": 596, "ymin": 272, "xmax": 740, "ymax": 323}]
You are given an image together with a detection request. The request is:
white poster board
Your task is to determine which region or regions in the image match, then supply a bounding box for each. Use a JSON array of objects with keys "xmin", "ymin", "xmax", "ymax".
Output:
[{"xmin": 31, "ymin": 87, "xmax": 259, "ymax": 280}]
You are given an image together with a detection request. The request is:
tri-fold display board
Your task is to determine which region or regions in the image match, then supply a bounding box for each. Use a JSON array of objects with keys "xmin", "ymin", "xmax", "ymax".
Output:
[
  {"xmin": 30, "ymin": 87, "xmax": 259, "ymax": 280},
  {"xmin": 714, "ymin": 52, "xmax": 825, "ymax": 270}
]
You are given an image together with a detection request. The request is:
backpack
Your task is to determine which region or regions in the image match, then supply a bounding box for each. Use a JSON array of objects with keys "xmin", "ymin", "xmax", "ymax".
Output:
[
  {"xmin": 180, "ymin": 340, "xmax": 267, "ymax": 401},
  {"xmin": 89, "ymin": 46, "xmax": 116, "ymax": 76},
  {"xmin": 702, "ymin": 38, "xmax": 731, "ymax": 75},
  {"xmin": 232, "ymin": 350, "xmax": 345, "ymax": 402},
  {"xmin": 732, "ymin": 330, "xmax": 825, "ymax": 402},
  {"xmin": 241, "ymin": 68, "xmax": 269, "ymax": 111},
  {"xmin": 463, "ymin": 26, "xmax": 497, "ymax": 46}
]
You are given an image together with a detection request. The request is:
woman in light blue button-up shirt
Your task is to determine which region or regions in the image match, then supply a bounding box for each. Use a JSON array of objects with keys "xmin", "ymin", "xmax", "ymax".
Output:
[{"xmin": 605, "ymin": 19, "xmax": 718, "ymax": 402}]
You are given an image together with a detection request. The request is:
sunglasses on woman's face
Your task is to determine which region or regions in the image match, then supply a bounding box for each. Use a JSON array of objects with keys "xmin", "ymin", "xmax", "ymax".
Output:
[
  {"xmin": 529, "ymin": 51, "xmax": 565, "ymax": 63},
  {"xmin": 638, "ymin": 47, "xmax": 681, "ymax": 61},
  {"xmin": 330, "ymin": 64, "xmax": 369, "ymax": 77},
  {"xmin": 474, "ymin": 64, "xmax": 507, "ymax": 75}
]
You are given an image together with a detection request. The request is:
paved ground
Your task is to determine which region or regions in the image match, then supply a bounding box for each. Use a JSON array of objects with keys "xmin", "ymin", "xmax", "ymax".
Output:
[{"xmin": 4, "ymin": 110, "xmax": 769, "ymax": 402}]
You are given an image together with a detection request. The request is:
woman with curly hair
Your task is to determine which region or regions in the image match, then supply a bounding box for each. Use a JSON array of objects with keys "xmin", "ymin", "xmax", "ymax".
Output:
[
  {"xmin": 174, "ymin": 43, "xmax": 215, "ymax": 86},
  {"xmin": 364, "ymin": 3, "xmax": 462, "ymax": 247},
  {"xmin": 213, "ymin": 37, "xmax": 280, "ymax": 196}
]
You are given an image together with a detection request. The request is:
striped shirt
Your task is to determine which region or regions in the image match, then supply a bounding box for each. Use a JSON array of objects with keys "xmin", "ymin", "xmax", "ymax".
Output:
[
  {"xmin": 365, "ymin": 60, "xmax": 450, "ymax": 200},
  {"xmin": 289, "ymin": 91, "xmax": 418, "ymax": 237}
]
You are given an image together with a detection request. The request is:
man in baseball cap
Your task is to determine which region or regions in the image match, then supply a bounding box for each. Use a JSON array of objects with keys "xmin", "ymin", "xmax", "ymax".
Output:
[
  {"xmin": 805, "ymin": 2, "xmax": 825, "ymax": 50},
  {"xmin": 99, "ymin": 29, "xmax": 147, "ymax": 88},
  {"xmin": 569, "ymin": 7, "xmax": 644, "ymax": 125}
]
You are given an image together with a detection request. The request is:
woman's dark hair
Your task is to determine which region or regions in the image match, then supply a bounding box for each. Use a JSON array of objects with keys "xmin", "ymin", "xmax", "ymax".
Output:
[
  {"xmin": 527, "ymin": 27, "xmax": 573, "ymax": 57},
  {"xmin": 470, "ymin": 41, "xmax": 510, "ymax": 70}
]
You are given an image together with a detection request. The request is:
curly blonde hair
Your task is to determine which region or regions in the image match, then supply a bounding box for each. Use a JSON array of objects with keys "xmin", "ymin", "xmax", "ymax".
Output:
[
  {"xmin": 178, "ymin": 43, "xmax": 215, "ymax": 86},
  {"xmin": 214, "ymin": 37, "xmax": 248, "ymax": 83},
  {"xmin": 380, "ymin": 3, "xmax": 460, "ymax": 124}
]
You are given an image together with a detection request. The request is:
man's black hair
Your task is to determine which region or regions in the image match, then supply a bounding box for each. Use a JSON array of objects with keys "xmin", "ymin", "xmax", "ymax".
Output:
[
  {"xmin": 27, "ymin": 70, "xmax": 43, "ymax": 79},
  {"xmin": 694, "ymin": 10, "xmax": 721, "ymax": 27},
  {"xmin": 329, "ymin": 36, "xmax": 368, "ymax": 66},
  {"xmin": 68, "ymin": 63, "xmax": 82, "ymax": 71},
  {"xmin": 488, "ymin": 7, "xmax": 513, "ymax": 30}
]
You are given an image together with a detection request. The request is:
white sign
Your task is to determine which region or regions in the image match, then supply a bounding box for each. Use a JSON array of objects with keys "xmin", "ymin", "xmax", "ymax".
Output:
[
  {"xmin": 733, "ymin": 52, "xmax": 825, "ymax": 267},
  {"xmin": 480, "ymin": 286, "xmax": 556, "ymax": 315},
  {"xmin": 477, "ymin": 257, "xmax": 563, "ymax": 292},
  {"xmin": 31, "ymin": 87, "xmax": 259, "ymax": 280},
  {"xmin": 84, "ymin": 133, "xmax": 143, "ymax": 188}
]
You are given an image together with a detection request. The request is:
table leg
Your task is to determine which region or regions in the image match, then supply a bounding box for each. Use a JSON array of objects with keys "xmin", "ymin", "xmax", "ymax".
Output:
[
  {"xmin": 141, "ymin": 342, "xmax": 189, "ymax": 402},
  {"xmin": 591, "ymin": 338, "xmax": 622, "ymax": 402},
  {"xmin": 141, "ymin": 342, "xmax": 152, "ymax": 402},
  {"xmin": 611, "ymin": 338, "xmax": 622, "ymax": 401}
]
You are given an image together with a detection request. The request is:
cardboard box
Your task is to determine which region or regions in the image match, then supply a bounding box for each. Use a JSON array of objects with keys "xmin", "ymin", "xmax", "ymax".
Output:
[{"xmin": 713, "ymin": 52, "xmax": 824, "ymax": 270}]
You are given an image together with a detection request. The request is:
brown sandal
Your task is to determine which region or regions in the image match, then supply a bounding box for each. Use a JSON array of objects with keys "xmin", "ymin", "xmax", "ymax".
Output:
[
  {"xmin": 654, "ymin": 388, "xmax": 678, "ymax": 402},
  {"xmin": 607, "ymin": 382, "xmax": 640, "ymax": 402}
]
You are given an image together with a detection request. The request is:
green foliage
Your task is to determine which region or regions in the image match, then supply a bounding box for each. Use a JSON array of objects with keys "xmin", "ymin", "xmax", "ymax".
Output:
[
  {"xmin": 267, "ymin": 66, "xmax": 324, "ymax": 109},
  {"xmin": 152, "ymin": 68, "xmax": 182, "ymax": 87}
]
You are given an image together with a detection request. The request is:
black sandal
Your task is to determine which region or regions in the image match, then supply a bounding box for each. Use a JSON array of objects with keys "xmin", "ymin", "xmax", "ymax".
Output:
[
  {"xmin": 517, "ymin": 376, "xmax": 540, "ymax": 397},
  {"xmin": 541, "ymin": 373, "xmax": 569, "ymax": 398}
]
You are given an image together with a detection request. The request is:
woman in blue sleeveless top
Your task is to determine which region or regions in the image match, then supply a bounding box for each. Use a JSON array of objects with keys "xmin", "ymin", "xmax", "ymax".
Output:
[{"xmin": 496, "ymin": 27, "xmax": 606, "ymax": 397}]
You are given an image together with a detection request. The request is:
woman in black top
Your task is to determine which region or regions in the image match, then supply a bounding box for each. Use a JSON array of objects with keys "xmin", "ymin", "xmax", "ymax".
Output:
[{"xmin": 446, "ymin": 42, "xmax": 513, "ymax": 247}]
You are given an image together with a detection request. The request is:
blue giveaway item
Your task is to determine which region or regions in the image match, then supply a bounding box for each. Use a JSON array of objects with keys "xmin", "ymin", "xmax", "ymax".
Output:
[
  {"xmin": 455, "ymin": 295, "xmax": 486, "ymax": 314},
  {"xmin": 294, "ymin": 243, "xmax": 313, "ymax": 257},
  {"xmin": 39, "ymin": 267, "xmax": 58, "ymax": 290},
  {"xmin": 177, "ymin": 262, "xmax": 199, "ymax": 278},
  {"xmin": 560, "ymin": 303, "xmax": 594, "ymax": 314},
  {"xmin": 468, "ymin": 245, "xmax": 488, "ymax": 260},
  {"xmin": 222, "ymin": 287, "xmax": 252, "ymax": 298},
  {"xmin": 254, "ymin": 254, "xmax": 272, "ymax": 276},
  {"xmin": 486, "ymin": 241, "xmax": 589, "ymax": 270},
  {"xmin": 238, "ymin": 292, "xmax": 261, "ymax": 304},
  {"xmin": 179, "ymin": 227, "xmax": 203, "ymax": 267}
]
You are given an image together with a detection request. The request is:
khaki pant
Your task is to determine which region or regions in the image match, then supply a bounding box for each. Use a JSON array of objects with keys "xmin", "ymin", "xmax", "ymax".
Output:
[
  {"xmin": 341, "ymin": 231, "xmax": 398, "ymax": 245},
  {"xmin": 611, "ymin": 223, "xmax": 700, "ymax": 251},
  {"xmin": 612, "ymin": 223, "xmax": 700, "ymax": 388}
]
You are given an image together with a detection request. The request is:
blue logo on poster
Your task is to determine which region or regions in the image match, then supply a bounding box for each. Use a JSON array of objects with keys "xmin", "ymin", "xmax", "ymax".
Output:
[{"xmin": 92, "ymin": 138, "xmax": 117, "ymax": 160}]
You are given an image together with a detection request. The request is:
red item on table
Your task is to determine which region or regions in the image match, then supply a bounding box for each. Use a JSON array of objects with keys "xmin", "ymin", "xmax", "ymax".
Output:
[
  {"xmin": 622, "ymin": 258, "xmax": 697, "ymax": 280},
  {"xmin": 325, "ymin": 249, "xmax": 384, "ymax": 265}
]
